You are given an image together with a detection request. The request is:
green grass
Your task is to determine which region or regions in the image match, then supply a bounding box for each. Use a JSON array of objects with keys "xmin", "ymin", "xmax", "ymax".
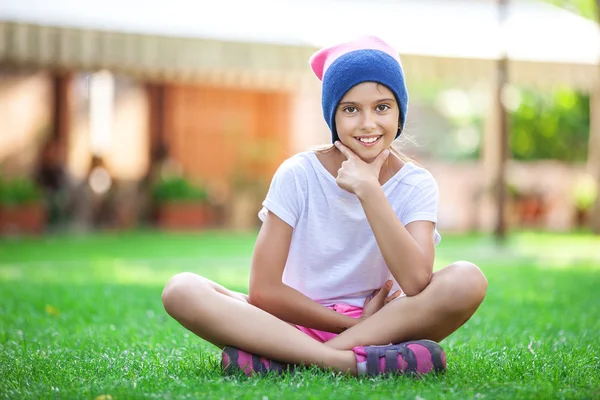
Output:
[{"xmin": 1, "ymin": 230, "xmax": 599, "ymax": 399}]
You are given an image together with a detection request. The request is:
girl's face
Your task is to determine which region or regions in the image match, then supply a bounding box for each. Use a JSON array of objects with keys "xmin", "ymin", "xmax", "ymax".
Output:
[{"xmin": 334, "ymin": 82, "xmax": 400, "ymax": 163}]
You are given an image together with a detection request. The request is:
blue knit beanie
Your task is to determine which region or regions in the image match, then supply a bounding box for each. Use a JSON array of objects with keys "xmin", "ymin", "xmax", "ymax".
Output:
[{"xmin": 309, "ymin": 36, "xmax": 408, "ymax": 143}]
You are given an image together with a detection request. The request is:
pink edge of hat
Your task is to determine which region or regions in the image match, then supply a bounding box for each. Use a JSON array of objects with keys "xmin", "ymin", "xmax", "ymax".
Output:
[{"xmin": 309, "ymin": 35, "xmax": 401, "ymax": 81}]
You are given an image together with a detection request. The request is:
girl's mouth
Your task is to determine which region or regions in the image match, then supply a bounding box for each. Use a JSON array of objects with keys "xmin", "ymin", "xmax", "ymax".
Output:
[{"xmin": 356, "ymin": 136, "xmax": 382, "ymax": 147}]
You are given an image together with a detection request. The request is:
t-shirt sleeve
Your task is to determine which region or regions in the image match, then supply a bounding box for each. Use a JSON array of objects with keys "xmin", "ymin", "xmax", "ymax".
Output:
[
  {"xmin": 401, "ymin": 172, "xmax": 442, "ymax": 245},
  {"xmin": 258, "ymin": 159, "xmax": 304, "ymax": 228}
]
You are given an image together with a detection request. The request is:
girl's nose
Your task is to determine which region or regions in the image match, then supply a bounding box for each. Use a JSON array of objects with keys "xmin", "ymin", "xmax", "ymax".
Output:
[{"xmin": 361, "ymin": 111, "xmax": 377, "ymax": 131}]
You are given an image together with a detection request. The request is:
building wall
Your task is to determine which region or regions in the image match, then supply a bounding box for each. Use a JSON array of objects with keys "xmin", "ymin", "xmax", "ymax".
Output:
[
  {"xmin": 0, "ymin": 70, "xmax": 588, "ymax": 232},
  {"xmin": 289, "ymin": 86, "xmax": 331, "ymax": 153},
  {"xmin": 0, "ymin": 71, "xmax": 52, "ymax": 177},
  {"xmin": 164, "ymin": 84, "xmax": 292, "ymax": 195}
]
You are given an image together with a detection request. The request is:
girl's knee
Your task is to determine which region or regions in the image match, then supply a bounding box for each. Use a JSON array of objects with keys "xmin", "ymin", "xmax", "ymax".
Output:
[
  {"xmin": 443, "ymin": 261, "xmax": 487, "ymax": 311},
  {"xmin": 162, "ymin": 272, "xmax": 206, "ymax": 314}
]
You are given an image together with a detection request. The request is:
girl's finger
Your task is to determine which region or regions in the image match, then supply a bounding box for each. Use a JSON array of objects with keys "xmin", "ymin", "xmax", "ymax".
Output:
[
  {"xmin": 379, "ymin": 280, "xmax": 393, "ymax": 297},
  {"xmin": 334, "ymin": 141, "xmax": 358, "ymax": 160},
  {"xmin": 385, "ymin": 291, "xmax": 402, "ymax": 305}
]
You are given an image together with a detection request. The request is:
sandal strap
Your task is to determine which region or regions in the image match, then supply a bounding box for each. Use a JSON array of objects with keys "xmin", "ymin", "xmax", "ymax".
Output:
[
  {"xmin": 385, "ymin": 348, "xmax": 399, "ymax": 373},
  {"xmin": 225, "ymin": 347, "xmax": 238, "ymax": 364},
  {"xmin": 252, "ymin": 354, "xmax": 266, "ymax": 374},
  {"xmin": 223, "ymin": 347, "xmax": 290, "ymax": 376},
  {"xmin": 365, "ymin": 343, "xmax": 419, "ymax": 375},
  {"xmin": 388, "ymin": 343, "xmax": 418, "ymax": 374},
  {"xmin": 251, "ymin": 352, "xmax": 288, "ymax": 375},
  {"xmin": 222, "ymin": 347, "xmax": 240, "ymax": 375},
  {"xmin": 402, "ymin": 344, "xmax": 418, "ymax": 374},
  {"xmin": 366, "ymin": 346, "xmax": 382, "ymax": 376},
  {"xmin": 269, "ymin": 360, "xmax": 285, "ymax": 374}
]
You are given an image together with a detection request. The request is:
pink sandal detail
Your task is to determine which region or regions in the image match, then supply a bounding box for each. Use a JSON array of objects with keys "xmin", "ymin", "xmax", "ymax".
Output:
[{"xmin": 353, "ymin": 339, "xmax": 446, "ymax": 376}]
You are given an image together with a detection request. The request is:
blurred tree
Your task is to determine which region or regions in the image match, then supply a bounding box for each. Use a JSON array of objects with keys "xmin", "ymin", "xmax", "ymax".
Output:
[
  {"xmin": 510, "ymin": 89, "xmax": 590, "ymax": 161},
  {"xmin": 591, "ymin": 0, "xmax": 600, "ymax": 233},
  {"xmin": 543, "ymin": 0, "xmax": 597, "ymax": 19},
  {"xmin": 515, "ymin": 0, "xmax": 595, "ymax": 163},
  {"xmin": 542, "ymin": 0, "xmax": 600, "ymax": 233}
]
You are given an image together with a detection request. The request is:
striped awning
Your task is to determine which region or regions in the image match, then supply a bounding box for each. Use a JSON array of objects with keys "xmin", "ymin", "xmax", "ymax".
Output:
[
  {"xmin": 1, "ymin": 0, "xmax": 599, "ymax": 92},
  {"xmin": 0, "ymin": 21, "xmax": 319, "ymax": 91}
]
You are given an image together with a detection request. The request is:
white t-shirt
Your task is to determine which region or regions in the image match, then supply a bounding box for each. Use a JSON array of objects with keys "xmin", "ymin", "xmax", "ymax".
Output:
[{"xmin": 258, "ymin": 151, "xmax": 441, "ymax": 307}]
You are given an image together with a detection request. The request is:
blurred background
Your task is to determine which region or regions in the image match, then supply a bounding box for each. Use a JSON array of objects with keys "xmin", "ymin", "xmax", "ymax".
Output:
[{"xmin": 0, "ymin": 0, "xmax": 599, "ymax": 237}]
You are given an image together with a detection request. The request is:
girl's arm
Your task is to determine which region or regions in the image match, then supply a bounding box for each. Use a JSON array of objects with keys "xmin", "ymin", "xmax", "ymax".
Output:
[
  {"xmin": 334, "ymin": 142, "xmax": 435, "ymax": 296},
  {"xmin": 359, "ymin": 188, "xmax": 435, "ymax": 296},
  {"xmin": 248, "ymin": 210, "xmax": 361, "ymax": 333}
]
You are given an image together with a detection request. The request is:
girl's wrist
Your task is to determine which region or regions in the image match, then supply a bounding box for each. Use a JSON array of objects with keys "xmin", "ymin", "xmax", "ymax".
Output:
[
  {"xmin": 337, "ymin": 315, "xmax": 362, "ymax": 333},
  {"xmin": 355, "ymin": 179, "xmax": 381, "ymax": 201}
]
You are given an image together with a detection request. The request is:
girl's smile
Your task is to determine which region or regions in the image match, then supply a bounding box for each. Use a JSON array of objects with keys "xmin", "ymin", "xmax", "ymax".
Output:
[{"xmin": 355, "ymin": 135, "xmax": 382, "ymax": 146}]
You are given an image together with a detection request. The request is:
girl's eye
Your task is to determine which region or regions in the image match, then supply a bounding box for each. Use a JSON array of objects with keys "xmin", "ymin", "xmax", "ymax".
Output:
[
  {"xmin": 344, "ymin": 106, "xmax": 358, "ymax": 114},
  {"xmin": 376, "ymin": 104, "xmax": 390, "ymax": 112}
]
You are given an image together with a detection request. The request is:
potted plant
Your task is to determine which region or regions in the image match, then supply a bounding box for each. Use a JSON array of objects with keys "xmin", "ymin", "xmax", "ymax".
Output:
[
  {"xmin": 152, "ymin": 176, "xmax": 212, "ymax": 230},
  {"xmin": 0, "ymin": 176, "xmax": 45, "ymax": 235}
]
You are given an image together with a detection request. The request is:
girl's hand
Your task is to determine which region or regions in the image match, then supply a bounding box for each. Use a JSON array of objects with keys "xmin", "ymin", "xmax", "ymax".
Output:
[
  {"xmin": 334, "ymin": 141, "xmax": 389, "ymax": 197},
  {"xmin": 360, "ymin": 280, "xmax": 403, "ymax": 320}
]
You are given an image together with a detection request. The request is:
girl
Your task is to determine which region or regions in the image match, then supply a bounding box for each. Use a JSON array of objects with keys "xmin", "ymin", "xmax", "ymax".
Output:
[{"xmin": 162, "ymin": 36, "xmax": 488, "ymax": 377}]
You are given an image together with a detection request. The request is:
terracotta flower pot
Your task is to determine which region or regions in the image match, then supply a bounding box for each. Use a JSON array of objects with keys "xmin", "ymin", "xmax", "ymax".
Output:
[
  {"xmin": 156, "ymin": 201, "xmax": 211, "ymax": 230},
  {"xmin": 0, "ymin": 203, "xmax": 46, "ymax": 235}
]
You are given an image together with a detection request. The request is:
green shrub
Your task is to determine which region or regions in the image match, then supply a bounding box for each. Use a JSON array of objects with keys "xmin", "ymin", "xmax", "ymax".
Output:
[
  {"xmin": 152, "ymin": 177, "xmax": 208, "ymax": 203},
  {"xmin": 0, "ymin": 176, "xmax": 42, "ymax": 207}
]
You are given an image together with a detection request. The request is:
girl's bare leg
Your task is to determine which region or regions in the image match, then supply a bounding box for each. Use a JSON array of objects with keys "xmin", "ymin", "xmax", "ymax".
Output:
[
  {"xmin": 325, "ymin": 261, "xmax": 488, "ymax": 350},
  {"xmin": 161, "ymin": 273, "xmax": 357, "ymax": 374}
]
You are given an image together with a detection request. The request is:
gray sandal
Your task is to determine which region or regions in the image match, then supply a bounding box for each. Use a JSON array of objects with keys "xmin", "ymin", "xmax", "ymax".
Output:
[
  {"xmin": 362, "ymin": 339, "xmax": 446, "ymax": 376},
  {"xmin": 222, "ymin": 346, "xmax": 290, "ymax": 376}
]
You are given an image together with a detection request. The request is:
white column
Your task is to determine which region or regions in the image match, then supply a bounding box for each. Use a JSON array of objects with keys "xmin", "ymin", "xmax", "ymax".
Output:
[
  {"xmin": 588, "ymin": 84, "xmax": 600, "ymax": 233},
  {"xmin": 479, "ymin": 87, "xmax": 503, "ymax": 232}
]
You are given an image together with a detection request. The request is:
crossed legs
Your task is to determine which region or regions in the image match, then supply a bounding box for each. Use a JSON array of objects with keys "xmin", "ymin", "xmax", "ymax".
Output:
[
  {"xmin": 161, "ymin": 273, "xmax": 357, "ymax": 373},
  {"xmin": 161, "ymin": 261, "xmax": 487, "ymax": 375}
]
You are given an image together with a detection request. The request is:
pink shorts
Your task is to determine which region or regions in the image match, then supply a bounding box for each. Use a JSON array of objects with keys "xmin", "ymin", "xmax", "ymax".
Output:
[{"xmin": 295, "ymin": 303, "xmax": 363, "ymax": 343}]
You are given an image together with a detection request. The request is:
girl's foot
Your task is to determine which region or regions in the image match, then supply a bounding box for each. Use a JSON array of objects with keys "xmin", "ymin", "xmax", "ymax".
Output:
[
  {"xmin": 222, "ymin": 339, "xmax": 446, "ymax": 377},
  {"xmin": 221, "ymin": 346, "xmax": 290, "ymax": 376},
  {"xmin": 353, "ymin": 339, "xmax": 446, "ymax": 376}
]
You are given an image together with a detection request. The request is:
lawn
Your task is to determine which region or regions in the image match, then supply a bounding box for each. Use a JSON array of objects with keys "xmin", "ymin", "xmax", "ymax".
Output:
[{"xmin": 1, "ymin": 230, "xmax": 599, "ymax": 399}]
